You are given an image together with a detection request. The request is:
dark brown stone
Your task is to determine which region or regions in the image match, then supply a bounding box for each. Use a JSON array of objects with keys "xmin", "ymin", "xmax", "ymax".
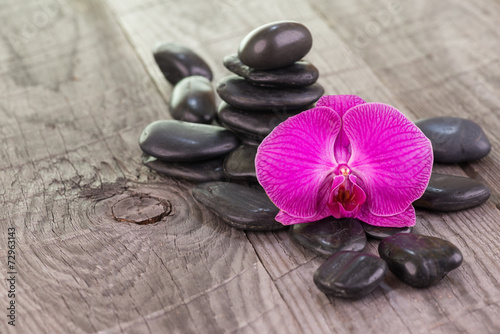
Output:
[
  {"xmin": 153, "ymin": 42, "xmax": 212, "ymax": 85},
  {"xmin": 223, "ymin": 54, "xmax": 318, "ymax": 87},
  {"xmin": 378, "ymin": 233, "xmax": 463, "ymax": 288},
  {"xmin": 169, "ymin": 76, "xmax": 216, "ymax": 124},
  {"xmin": 217, "ymin": 75, "xmax": 324, "ymax": 111},
  {"xmin": 139, "ymin": 120, "xmax": 239, "ymax": 162},
  {"xmin": 238, "ymin": 21, "xmax": 312, "ymax": 70},
  {"xmin": 192, "ymin": 182, "xmax": 286, "ymax": 231},
  {"xmin": 413, "ymin": 173, "xmax": 490, "ymax": 211}
]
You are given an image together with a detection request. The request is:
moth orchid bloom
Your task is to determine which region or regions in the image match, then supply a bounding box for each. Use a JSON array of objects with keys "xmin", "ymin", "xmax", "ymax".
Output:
[{"xmin": 255, "ymin": 95, "xmax": 433, "ymax": 227}]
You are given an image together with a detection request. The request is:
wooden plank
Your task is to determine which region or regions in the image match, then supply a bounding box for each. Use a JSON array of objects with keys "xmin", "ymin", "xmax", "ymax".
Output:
[
  {"xmin": 2, "ymin": 0, "xmax": 500, "ymax": 332},
  {"xmin": 105, "ymin": 0, "xmax": 500, "ymax": 332},
  {"xmin": 0, "ymin": 0, "xmax": 299, "ymax": 333}
]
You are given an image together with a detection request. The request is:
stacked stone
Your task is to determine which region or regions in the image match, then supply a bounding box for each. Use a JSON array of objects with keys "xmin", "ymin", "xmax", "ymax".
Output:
[
  {"xmin": 216, "ymin": 21, "xmax": 324, "ymax": 182},
  {"xmin": 141, "ymin": 43, "xmax": 236, "ymax": 182},
  {"xmin": 153, "ymin": 42, "xmax": 216, "ymax": 124}
]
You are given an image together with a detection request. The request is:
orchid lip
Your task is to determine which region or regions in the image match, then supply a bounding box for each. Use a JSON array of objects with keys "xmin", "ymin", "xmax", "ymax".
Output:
[{"xmin": 326, "ymin": 172, "xmax": 366, "ymax": 219}]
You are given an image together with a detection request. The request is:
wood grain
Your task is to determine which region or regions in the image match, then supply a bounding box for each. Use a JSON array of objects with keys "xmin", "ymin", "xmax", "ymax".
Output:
[{"xmin": 1, "ymin": 0, "xmax": 500, "ymax": 333}]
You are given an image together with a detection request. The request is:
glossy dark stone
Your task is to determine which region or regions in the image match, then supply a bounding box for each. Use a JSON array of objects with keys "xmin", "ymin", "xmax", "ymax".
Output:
[
  {"xmin": 153, "ymin": 42, "xmax": 213, "ymax": 85},
  {"xmin": 223, "ymin": 144, "xmax": 257, "ymax": 181},
  {"xmin": 192, "ymin": 182, "xmax": 286, "ymax": 231},
  {"xmin": 413, "ymin": 173, "xmax": 490, "ymax": 211},
  {"xmin": 314, "ymin": 251, "xmax": 388, "ymax": 299},
  {"xmin": 223, "ymin": 54, "xmax": 319, "ymax": 87},
  {"xmin": 238, "ymin": 21, "xmax": 312, "ymax": 70},
  {"xmin": 139, "ymin": 120, "xmax": 239, "ymax": 162},
  {"xmin": 362, "ymin": 223, "xmax": 412, "ymax": 240},
  {"xmin": 217, "ymin": 76, "xmax": 324, "ymax": 111},
  {"xmin": 142, "ymin": 154, "xmax": 226, "ymax": 182},
  {"xmin": 415, "ymin": 117, "xmax": 491, "ymax": 163},
  {"xmin": 217, "ymin": 102, "xmax": 304, "ymax": 144},
  {"xmin": 378, "ymin": 233, "xmax": 463, "ymax": 288},
  {"xmin": 290, "ymin": 217, "xmax": 367, "ymax": 256},
  {"xmin": 169, "ymin": 76, "xmax": 216, "ymax": 124}
]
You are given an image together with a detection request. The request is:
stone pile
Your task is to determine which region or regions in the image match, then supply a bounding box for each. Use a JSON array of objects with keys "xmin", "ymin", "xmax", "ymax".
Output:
[
  {"xmin": 137, "ymin": 21, "xmax": 493, "ymax": 300},
  {"xmin": 217, "ymin": 21, "xmax": 324, "ymax": 181}
]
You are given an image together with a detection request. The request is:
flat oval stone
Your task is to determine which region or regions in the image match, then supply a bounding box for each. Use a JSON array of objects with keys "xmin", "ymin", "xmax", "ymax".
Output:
[
  {"xmin": 238, "ymin": 21, "xmax": 312, "ymax": 70},
  {"xmin": 314, "ymin": 251, "xmax": 388, "ymax": 299},
  {"xmin": 290, "ymin": 217, "xmax": 367, "ymax": 256},
  {"xmin": 415, "ymin": 117, "xmax": 491, "ymax": 163},
  {"xmin": 217, "ymin": 76, "xmax": 324, "ymax": 110},
  {"xmin": 142, "ymin": 154, "xmax": 226, "ymax": 182},
  {"xmin": 223, "ymin": 54, "xmax": 319, "ymax": 87},
  {"xmin": 139, "ymin": 120, "xmax": 239, "ymax": 162},
  {"xmin": 217, "ymin": 102, "xmax": 304, "ymax": 144},
  {"xmin": 362, "ymin": 223, "xmax": 412, "ymax": 240},
  {"xmin": 413, "ymin": 173, "xmax": 490, "ymax": 211},
  {"xmin": 378, "ymin": 233, "xmax": 463, "ymax": 288},
  {"xmin": 223, "ymin": 144, "xmax": 257, "ymax": 181},
  {"xmin": 192, "ymin": 182, "xmax": 286, "ymax": 231},
  {"xmin": 153, "ymin": 42, "xmax": 213, "ymax": 85},
  {"xmin": 169, "ymin": 76, "xmax": 216, "ymax": 124}
]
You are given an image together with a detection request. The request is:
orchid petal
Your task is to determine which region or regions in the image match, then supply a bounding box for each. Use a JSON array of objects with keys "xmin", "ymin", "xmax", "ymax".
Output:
[
  {"xmin": 256, "ymin": 107, "xmax": 340, "ymax": 218},
  {"xmin": 358, "ymin": 204, "xmax": 416, "ymax": 227},
  {"xmin": 276, "ymin": 207, "xmax": 331, "ymax": 225},
  {"xmin": 344, "ymin": 103, "xmax": 433, "ymax": 216},
  {"xmin": 316, "ymin": 95, "xmax": 366, "ymax": 118},
  {"xmin": 316, "ymin": 95, "xmax": 366, "ymax": 164}
]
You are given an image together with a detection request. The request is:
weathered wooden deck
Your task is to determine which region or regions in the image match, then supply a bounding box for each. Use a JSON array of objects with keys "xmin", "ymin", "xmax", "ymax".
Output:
[{"xmin": 1, "ymin": 0, "xmax": 500, "ymax": 333}]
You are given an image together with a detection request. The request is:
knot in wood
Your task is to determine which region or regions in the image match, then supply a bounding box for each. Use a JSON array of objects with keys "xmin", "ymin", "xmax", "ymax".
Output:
[{"xmin": 111, "ymin": 193, "xmax": 171, "ymax": 225}]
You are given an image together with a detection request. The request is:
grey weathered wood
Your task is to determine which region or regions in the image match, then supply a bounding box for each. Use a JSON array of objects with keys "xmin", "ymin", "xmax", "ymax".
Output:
[
  {"xmin": 0, "ymin": 0, "xmax": 299, "ymax": 333},
  {"xmin": 1, "ymin": 0, "xmax": 500, "ymax": 333}
]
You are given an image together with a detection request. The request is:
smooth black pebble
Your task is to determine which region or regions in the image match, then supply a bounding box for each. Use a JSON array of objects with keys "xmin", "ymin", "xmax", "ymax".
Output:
[
  {"xmin": 169, "ymin": 76, "xmax": 216, "ymax": 124},
  {"xmin": 290, "ymin": 217, "xmax": 367, "ymax": 256},
  {"xmin": 153, "ymin": 42, "xmax": 213, "ymax": 85},
  {"xmin": 217, "ymin": 102, "xmax": 304, "ymax": 144},
  {"xmin": 238, "ymin": 21, "xmax": 312, "ymax": 70},
  {"xmin": 139, "ymin": 120, "xmax": 239, "ymax": 162},
  {"xmin": 413, "ymin": 173, "xmax": 490, "ymax": 211},
  {"xmin": 378, "ymin": 233, "xmax": 463, "ymax": 288},
  {"xmin": 362, "ymin": 223, "xmax": 412, "ymax": 240},
  {"xmin": 217, "ymin": 75, "xmax": 324, "ymax": 111},
  {"xmin": 415, "ymin": 117, "xmax": 491, "ymax": 163},
  {"xmin": 142, "ymin": 154, "xmax": 226, "ymax": 182},
  {"xmin": 223, "ymin": 144, "xmax": 257, "ymax": 181},
  {"xmin": 314, "ymin": 251, "xmax": 388, "ymax": 299},
  {"xmin": 223, "ymin": 54, "xmax": 319, "ymax": 87},
  {"xmin": 192, "ymin": 182, "xmax": 286, "ymax": 231}
]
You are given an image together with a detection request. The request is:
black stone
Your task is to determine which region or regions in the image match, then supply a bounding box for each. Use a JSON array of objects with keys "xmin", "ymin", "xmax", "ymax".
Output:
[
  {"xmin": 314, "ymin": 251, "xmax": 388, "ymax": 299},
  {"xmin": 217, "ymin": 102, "xmax": 304, "ymax": 144},
  {"xmin": 223, "ymin": 144, "xmax": 257, "ymax": 181},
  {"xmin": 290, "ymin": 217, "xmax": 367, "ymax": 256},
  {"xmin": 362, "ymin": 223, "xmax": 413, "ymax": 240},
  {"xmin": 413, "ymin": 173, "xmax": 490, "ymax": 211},
  {"xmin": 415, "ymin": 117, "xmax": 491, "ymax": 163},
  {"xmin": 139, "ymin": 120, "xmax": 239, "ymax": 162},
  {"xmin": 378, "ymin": 233, "xmax": 463, "ymax": 288},
  {"xmin": 192, "ymin": 182, "xmax": 286, "ymax": 231},
  {"xmin": 169, "ymin": 76, "xmax": 216, "ymax": 124},
  {"xmin": 223, "ymin": 54, "xmax": 319, "ymax": 87},
  {"xmin": 217, "ymin": 76, "xmax": 324, "ymax": 111},
  {"xmin": 142, "ymin": 154, "xmax": 226, "ymax": 182},
  {"xmin": 153, "ymin": 42, "xmax": 213, "ymax": 85},
  {"xmin": 238, "ymin": 21, "xmax": 313, "ymax": 70}
]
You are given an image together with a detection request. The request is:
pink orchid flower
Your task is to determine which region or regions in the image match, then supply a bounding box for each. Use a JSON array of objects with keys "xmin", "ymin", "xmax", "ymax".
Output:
[{"xmin": 255, "ymin": 95, "xmax": 433, "ymax": 227}]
